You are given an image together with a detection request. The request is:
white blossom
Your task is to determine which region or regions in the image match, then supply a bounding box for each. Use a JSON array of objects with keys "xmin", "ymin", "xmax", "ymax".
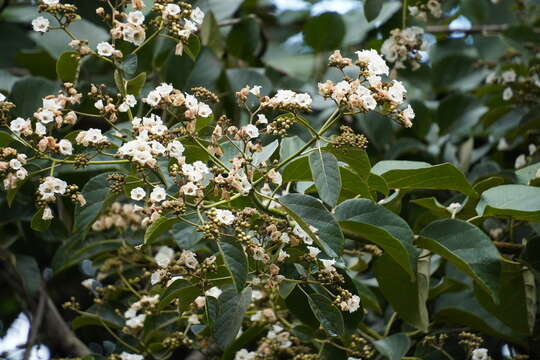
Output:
[
  {"xmin": 205, "ymin": 286, "xmax": 222, "ymax": 298},
  {"xmin": 191, "ymin": 7, "xmax": 205, "ymax": 24},
  {"xmin": 180, "ymin": 182, "xmax": 199, "ymax": 196},
  {"xmin": 35, "ymin": 109, "xmax": 55, "ymax": 124},
  {"xmin": 155, "ymin": 246, "xmax": 175, "ymax": 268},
  {"xmin": 10, "ymin": 118, "xmax": 31, "ymax": 133},
  {"xmin": 0, "ymin": 93, "xmax": 5, "ymax": 102},
  {"xmin": 257, "ymin": 114, "xmax": 268, "ymax": 124},
  {"xmin": 58, "ymin": 139, "xmax": 73, "ymax": 155},
  {"xmin": 76, "ymin": 129, "xmax": 109, "ymax": 147},
  {"xmin": 144, "ymin": 90, "xmax": 162, "ymax": 106},
  {"xmin": 214, "ymin": 209, "xmax": 235, "ymax": 225},
  {"xmin": 501, "ymin": 69, "xmax": 516, "ymax": 84},
  {"xmin": 156, "ymin": 83, "xmax": 174, "ymax": 97},
  {"xmin": 32, "ymin": 16, "xmax": 50, "ymax": 32},
  {"xmin": 96, "ymin": 42, "xmax": 115, "ymax": 57},
  {"xmin": 243, "ymin": 124, "xmax": 259, "ymax": 139},
  {"xmin": 249, "ymin": 85, "xmax": 261, "ymax": 96},
  {"xmin": 126, "ymin": 314, "xmax": 146, "ymax": 328},
  {"xmin": 386, "ymin": 80, "xmax": 407, "ymax": 103},
  {"xmin": 472, "ymin": 348, "xmax": 488, "ymax": 360},
  {"xmin": 43, "ymin": 0, "xmax": 59, "ymax": 4},
  {"xmin": 120, "ymin": 352, "xmax": 144, "ymax": 360},
  {"xmin": 127, "ymin": 11, "xmax": 145, "ymax": 25},
  {"xmin": 150, "ymin": 186, "xmax": 166, "ymax": 202},
  {"xmin": 503, "ymin": 87, "xmax": 513, "ymax": 101},
  {"xmin": 307, "ymin": 246, "xmax": 321, "ymax": 258},
  {"xmin": 38, "ymin": 176, "xmax": 67, "ymax": 201},
  {"xmin": 179, "ymin": 250, "xmax": 199, "ymax": 269},
  {"xmin": 187, "ymin": 314, "xmax": 200, "ymax": 325},
  {"xmin": 42, "ymin": 207, "xmax": 53, "ymax": 220},
  {"xmin": 164, "ymin": 3, "xmax": 181, "ymax": 16},
  {"xmin": 130, "ymin": 187, "xmax": 146, "ymax": 201},
  {"xmin": 356, "ymin": 49, "xmax": 389, "ymax": 76},
  {"xmin": 320, "ymin": 259, "xmax": 336, "ymax": 271}
]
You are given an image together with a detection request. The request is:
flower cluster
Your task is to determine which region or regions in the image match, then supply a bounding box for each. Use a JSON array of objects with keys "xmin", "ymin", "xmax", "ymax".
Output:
[
  {"xmin": 0, "ymin": 148, "xmax": 28, "ymax": 190},
  {"xmin": 408, "ymin": 0, "xmax": 443, "ymax": 21},
  {"xmin": 319, "ymin": 50, "xmax": 415, "ymax": 127},
  {"xmin": 92, "ymin": 202, "xmax": 144, "ymax": 232},
  {"xmin": 381, "ymin": 26, "xmax": 428, "ymax": 70}
]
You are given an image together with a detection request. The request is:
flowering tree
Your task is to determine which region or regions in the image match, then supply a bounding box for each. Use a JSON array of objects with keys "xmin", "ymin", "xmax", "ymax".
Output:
[{"xmin": 0, "ymin": 0, "xmax": 539, "ymax": 360}]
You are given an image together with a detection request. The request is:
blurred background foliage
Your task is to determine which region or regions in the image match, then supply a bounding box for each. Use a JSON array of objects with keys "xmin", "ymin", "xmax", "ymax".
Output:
[{"xmin": 1, "ymin": 0, "xmax": 540, "ymax": 358}]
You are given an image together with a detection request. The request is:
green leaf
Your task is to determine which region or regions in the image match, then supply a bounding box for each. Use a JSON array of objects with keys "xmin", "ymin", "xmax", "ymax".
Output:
[
  {"xmin": 282, "ymin": 156, "xmax": 311, "ymax": 183},
  {"xmin": 144, "ymin": 217, "xmax": 178, "ymax": 244},
  {"xmin": 474, "ymin": 262, "xmax": 536, "ymax": 334},
  {"xmin": 213, "ymin": 287, "xmax": 252, "ymax": 349},
  {"xmin": 226, "ymin": 17, "xmax": 261, "ymax": 61},
  {"xmin": 31, "ymin": 208, "xmax": 51, "ymax": 232},
  {"xmin": 218, "ymin": 237, "xmax": 248, "ymax": 293},
  {"xmin": 159, "ymin": 279, "xmax": 200, "ymax": 311},
  {"xmin": 335, "ymin": 199, "xmax": 417, "ymax": 278},
  {"xmin": 364, "ymin": 0, "xmax": 383, "ymax": 22},
  {"xmin": 0, "ymin": 131, "xmax": 14, "ymax": 147},
  {"xmin": 434, "ymin": 289, "xmax": 526, "ymax": 345},
  {"xmin": 56, "ymin": 51, "xmax": 80, "ymax": 83},
  {"xmin": 184, "ymin": 34, "xmax": 201, "ymax": 61},
  {"xmin": 126, "ymin": 72, "xmax": 147, "ymax": 96},
  {"xmin": 419, "ymin": 219, "xmax": 501, "ymax": 301},
  {"xmin": 11, "ymin": 76, "xmax": 60, "ymax": 117},
  {"xmin": 373, "ymin": 333, "xmax": 411, "ymax": 360},
  {"xmin": 303, "ymin": 12, "xmax": 346, "ymax": 52},
  {"xmin": 309, "ymin": 150, "xmax": 341, "ymax": 207},
  {"xmin": 374, "ymin": 254, "xmax": 429, "ymax": 332},
  {"xmin": 279, "ymin": 194, "xmax": 344, "ymax": 257},
  {"xmin": 226, "ymin": 68, "xmax": 272, "ymax": 97},
  {"xmin": 74, "ymin": 172, "xmax": 118, "ymax": 232},
  {"xmin": 15, "ymin": 255, "xmax": 41, "ymax": 296},
  {"xmin": 372, "ymin": 161, "xmax": 476, "ymax": 196},
  {"xmin": 476, "ymin": 185, "xmax": 540, "ymax": 221},
  {"xmin": 411, "ymin": 197, "xmax": 452, "ymax": 219},
  {"xmin": 121, "ymin": 55, "xmax": 137, "ymax": 79},
  {"xmin": 307, "ymin": 293, "xmax": 345, "ymax": 337},
  {"xmin": 327, "ymin": 147, "xmax": 371, "ymax": 180}
]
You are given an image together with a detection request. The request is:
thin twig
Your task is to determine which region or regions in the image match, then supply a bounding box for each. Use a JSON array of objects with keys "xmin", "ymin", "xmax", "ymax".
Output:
[{"xmin": 23, "ymin": 286, "xmax": 46, "ymax": 360}]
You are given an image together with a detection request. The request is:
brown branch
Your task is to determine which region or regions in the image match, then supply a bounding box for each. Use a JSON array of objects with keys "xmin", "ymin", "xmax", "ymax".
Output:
[
  {"xmin": 23, "ymin": 287, "xmax": 46, "ymax": 360},
  {"xmin": 426, "ymin": 24, "xmax": 540, "ymax": 34}
]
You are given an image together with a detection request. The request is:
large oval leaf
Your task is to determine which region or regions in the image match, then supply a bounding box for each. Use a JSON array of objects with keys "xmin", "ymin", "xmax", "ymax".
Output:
[
  {"xmin": 307, "ymin": 293, "xmax": 345, "ymax": 337},
  {"xmin": 279, "ymin": 194, "xmax": 344, "ymax": 257},
  {"xmin": 74, "ymin": 172, "xmax": 118, "ymax": 232},
  {"xmin": 309, "ymin": 149, "xmax": 341, "ymax": 207},
  {"xmin": 218, "ymin": 237, "xmax": 248, "ymax": 293},
  {"xmin": 303, "ymin": 12, "xmax": 346, "ymax": 52},
  {"xmin": 213, "ymin": 287, "xmax": 252, "ymax": 349},
  {"xmin": 372, "ymin": 161, "xmax": 476, "ymax": 196},
  {"xmin": 476, "ymin": 184, "xmax": 540, "ymax": 221},
  {"xmin": 335, "ymin": 199, "xmax": 416, "ymax": 278},
  {"xmin": 419, "ymin": 219, "xmax": 501, "ymax": 301}
]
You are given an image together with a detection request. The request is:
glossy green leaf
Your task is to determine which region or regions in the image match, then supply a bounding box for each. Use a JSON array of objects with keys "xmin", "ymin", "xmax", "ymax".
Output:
[
  {"xmin": 279, "ymin": 194, "xmax": 344, "ymax": 257},
  {"xmin": 31, "ymin": 208, "xmax": 51, "ymax": 232},
  {"xmin": 56, "ymin": 51, "xmax": 79, "ymax": 83},
  {"xmin": 159, "ymin": 279, "xmax": 200, "ymax": 311},
  {"xmin": 374, "ymin": 254, "xmax": 429, "ymax": 332},
  {"xmin": 218, "ymin": 237, "xmax": 248, "ymax": 293},
  {"xmin": 213, "ymin": 287, "xmax": 252, "ymax": 349},
  {"xmin": 126, "ymin": 72, "xmax": 147, "ymax": 96},
  {"xmin": 327, "ymin": 147, "xmax": 371, "ymax": 180},
  {"xmin": 15, "ymin": 255, "xmax": 41, "ymax": 296},
  {"xmin": 364, "ymin": 0, "xmax": 383, "ymax": 22},
  {"xmin": 11, "ymin": 76, "xmax": 60, "ymax": 117},
  {"xmin": 74, "ymin": 172, "xmax": 118, "ymax": 232},
  {"xmin": 335, "ymin": 199, "xmax": 416, "ymax": 278},
  {"xmin": 419, "ymin": 219, "xmax": 501, "ymax": 301},
  {"xmin": 303, "ymin": 12, "xmax": 346, "ymax": 52},
  {"xmin": 372, "ymin": 161, "xmax": 476, "ymax": 196},
  {"xmin": 307, "ymin": 293, "xmax": 345, "ymax": 337},
  {"xmin": 0, "ymin": 131, "xmax": 14, "ymax": 147},
  {"xmin": 144, "ymin": 216, "xmax": 178, "ymax": 244},
  {"xmin": 476, "ymin": 184, "xmax": 540, "ymax": 221},
  {"xmin": 309, "ymin": 149, "xmax": 341, "ymax": 207},
  {"xmin": 184, "ymin": 34, "xmax": 201, "ymax": 61},
  {"xmin": 373, "ymin": 333, "xmax": 411, "ymax": 360}
]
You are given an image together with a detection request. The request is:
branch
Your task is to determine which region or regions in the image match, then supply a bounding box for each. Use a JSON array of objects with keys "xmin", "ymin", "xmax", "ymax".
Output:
[
  {"xmin": 23, "ymin": 287, "xmax": 46, "ymax": 360},
  {"xmin": 426, "ymin": 24, "xmax": 540, "ymax": 34}
]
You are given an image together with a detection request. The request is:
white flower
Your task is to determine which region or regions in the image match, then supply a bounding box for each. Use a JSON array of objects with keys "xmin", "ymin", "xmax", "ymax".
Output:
[
  {"xmin": 94, "ymin": 100, "xmax": 104, "ymax": 111},
  {"xmin": 472, "ymin": 348, "xmax": 488, "ymax": 360},
  {"xmin": 156, "ymin": 83, "xmax": 173, "ymax": 97},
  {"xmin": 150, "ymin": 186, "xmax": 166, "ymax": 202},
  {"xmin": 32, "ymin": 16, "xmax": 50, "ymax": 32},
  {"xmin": 126, "ymin": 314, "xmax": 146, "ymax": 328},
  {"xmin": 515, "ymin": 154, "xmax": 526, "ymax": 169},
  {"xmin": 180, "ymin": 250, "xmax": 199, "ymax": 269},
  {"xmin": 205, "ymin": 286, "xmax": 222, "ymax": 298},
  {"xmin": 166, "ymin": 276, "xmax": 184, "ymax": 287},
  {"xmin": 355, "ymin": 49, "xmax": 389, "ymax": 76},
  {"xmin": 164, "ymin": 3, "xmax": 181, "ymax": 16},
  {"xmin": 181, "ymin": 182, "xmax": 199, "ymax": 196},
  {"xmin": 191, "ymin": 7, "xmax": 205, "ymax": 24},
  {"xmin": 155, "ymin": 246, "xmax": 175, "ymax": 268},
  {"xmin": 447, "ymin": 202, "xmax": 462, "ymax": 216},
  {"xmin": 43, "ymin": 0, "xmax": 59, "ymax": 4},
  {"xmin": 278, "ymin": 249, "xmax": 290, "ymax": 261},
  {"xmin": 501, "ymin": 69, "xmax": 516, "ymax": 84},
  {"xmin": 127, "ymin": 11, "xmax": 145, "ymax": 25},
  {"xmin": 16, "ymin": 168, "xmax": 28, "ymax": 180},
  {"xmin": 58, "ymin": 139, "xmax": 73, "ymax": 155},
  {"xmin": 35, "ymin": 109, "xmax": 55, "ymax": 124},
  {"xmin": 96, "ymin": 42, "xmax": 115, "ymax": 57},
  {"xmin": 307, "ymin": 246, "xmax": 321, "ymax": 258},
  {"xmin": 118, "ymin": 103, "xmax": 130, "ymax": 112},
  {"xmin": 503, "ymin": 87, "xmax": 513, "ymax": 101},
  {"xmin": 320, "ymin": 259, "xmax": 336, "ymax": 270},
  {"xmin": 144, "ymin": 90, "xmax": 162, "ymax": 106},
  {"xmin": 183, "ymin": 19, "xmax": 197, "ymax": 33},
  {"xmin": 386, "ymin": 80, "xmax": 406, "ymax": 103},
  {"xmin": 345, "ymin": 295, "xmax": 361, "ymax": 313},
  {"xmin": 252, "ymin": 290, "xmax": 265, "ymax": 301},
  {"xmin": 120, "ymin": 352, "xmax": 144, "ymax": 360},
  {"xmin": 33, "ymin": 122, "xmax": 45, "ymax": 136},
  {"xmin": 234, "ymin": 349, "xmax": 257, "ymax": 360},
  {"xmin": 130, "ymin": 187, "xmax": 146, "ymax": 201},
  {"xmin": 249, "ymin": 85, "xmax": 261, "ymax": 96},
  {"xmin": 150, "ymin": 270, "xmax": 163, "ymax": 285},
  {"xmin": 38, "ymin": 176, "xmax": 67, "ymax": 201},
  {"xmin": 257, "ymin": 114, "xmax": 268, "ymax": 124},
  {"xmin": 9, "ymin": 159, "xmax": 21, "ymax": 170},
  {"xmin": 243, "ymin": 124, "xmax": 259, "ymax": 139},
  {"xmin": 0, "ymin": 93, "xmax": 5, "ymax": 102},
  {"xmin": 295, "ymin": 93, "xmax": 312, "ymax": 107},
  {"xmin": 10, "ymin": 118, "xmax": 30, "ymax": 133},
  {"xmin": 401, "ymin": 104, "xmax": 415, "ymax": 127},
  {"xmin": 214, "ymin": 209, "xmax": 235, "ymax": 225},
  {"xmin": 125, "ymin": 94, "xmax": 137, "ymax": 107},
  {"xmin": 75, "ymin": 128, "xmax": 109, "ymax": 146},
  {"xmin": 42, "ymin": 207, "xmax": 53, "ymax": 220},
  {"xmin": 187, "ymin": 314, "xmax": 200, "ymax": 325},
  {"xmin": 197, "ymin": 103, "xmax": 213, "ymax": 118}
]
